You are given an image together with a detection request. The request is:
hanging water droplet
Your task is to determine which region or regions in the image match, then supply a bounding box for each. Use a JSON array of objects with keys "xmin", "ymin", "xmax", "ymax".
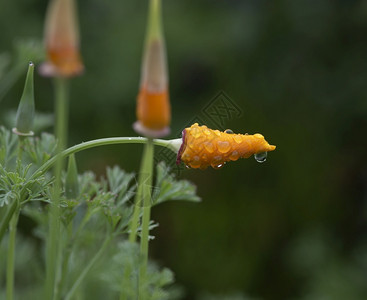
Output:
[
  {"xmin": 212, "ymin": 163, "xmax": 225, "ymax": 169},
  {"xmin": 254, "ymin": 152, "xmax": 267, "ymax": 163},
  {"xmin": 217, "ymin": 140, "xmax": 231, "ymax": 153}
]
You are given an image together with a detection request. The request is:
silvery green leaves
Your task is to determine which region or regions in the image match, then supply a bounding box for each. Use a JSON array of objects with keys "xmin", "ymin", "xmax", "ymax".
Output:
[
  {"xmin": 0, "ymin": 163, "xmax": 52, "ymax": 207},
  {"xmin": 153, "ymin": 161, "xmax": 201, "ymax": 205},
  {"xmin": 99, "ymin": 241, "xmax": 182, "ymax": 300}
]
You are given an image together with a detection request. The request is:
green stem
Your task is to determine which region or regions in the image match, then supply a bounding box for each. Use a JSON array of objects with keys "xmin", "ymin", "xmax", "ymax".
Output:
[
  {"xmin": 45, "ymin": 78, "xmax": 69, "ymax": 300},
  {"xmin": 6, "ymin": 207, "xmax": 19, "ymax": 300},
  {"xmin": 64, "ymin": 236, "xmax": 112, "ymax": 300},
  {"xmin": 138, "ymin": 139, "xmax": 154, "ymax": 300},
  {"xmin": 0, "ymin": 201, "xmax": 18, "ymax": 244},
  {"xmin": 29, "ymin": 137, "xmax": 175, "ymax": 182},
  {"xmin": 120, "ymin": 139, "xmax": 155, "ymax": 300},
  {"xmin": 6, "ymin": 136, "xmax": 25, "ymax": 300}
]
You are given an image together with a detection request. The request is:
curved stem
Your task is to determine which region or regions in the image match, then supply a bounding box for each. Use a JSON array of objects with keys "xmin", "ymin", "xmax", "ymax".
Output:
[{"xmin": 30, "ymin": 137, "xmax": 173, "ymax": 181}]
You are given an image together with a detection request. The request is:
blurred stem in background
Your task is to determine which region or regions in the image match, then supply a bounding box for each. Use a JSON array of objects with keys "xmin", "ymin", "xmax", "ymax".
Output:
[
  {"xmin": 45, "ymin": 78, "xmax": 69, "ymax": 300},
  {"xmin": 42, "ymin": 0, "xmax": 84, "ymax": 295}
]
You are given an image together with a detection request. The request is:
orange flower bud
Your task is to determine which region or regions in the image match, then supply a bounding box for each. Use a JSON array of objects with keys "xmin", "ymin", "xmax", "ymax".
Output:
[
  {"xmin": 177, "ymin": 123, "xmax": 276, "ymax": 169},
  {"xmin": 40, "ymin": 0, "xmax": 84, "ymax": 77},
  {"xmin": 133, "ymin": 0, "xmax": 170, "ymax": 138}
]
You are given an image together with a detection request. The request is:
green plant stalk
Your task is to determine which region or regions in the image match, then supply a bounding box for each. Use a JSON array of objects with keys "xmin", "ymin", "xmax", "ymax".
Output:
[
  {"xmin": 138, "ymin": 139, "xmax": 154, "ymax": 299},
  {"xmin": 45, "ymin": 78, "xmax": 69, "ymax": 300},
  {"xmin": 6, "ymin": 206, "xmax": 19, "ymax": 300},
  {"xmin": 129, "ymin": 140, "xmax": 155, "ymax": 244},
  {"xmin": 64, "ymin": 236, "xmax": 112, "ymax": 300},
  {"xmin": 120, "ymin": 139, "xmax": 155, "ymax": 300},
  {"xmin": 6, "ymin": 136, "xmax": 26, "ymax": 300},
  {"xmin": 29, "ymin": 137, "xmax": 176, "ymax": 182},
  {"xmin": 0, "ymin": 201, "xmax": 18, "ymax": 244}
]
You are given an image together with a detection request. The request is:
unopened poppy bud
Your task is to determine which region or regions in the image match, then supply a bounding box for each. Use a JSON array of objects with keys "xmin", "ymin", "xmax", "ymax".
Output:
[
  {"xmin": 65, "ymin": 154, "xmax": 80, "ymax": 199},
  {"xmin": 176, "ymin": 123, "xmax": 276, "ymax": 169},
  {"xmin": 133, "ymin": 0, "xmax": 170, "ymax": 138},
  {"xmin": 13, "ymin": 62, "xmax": 35, "ymax": 137},
  {"xmin": 40, "ymin": 0, "xmax": 84, "ymax": 77}
]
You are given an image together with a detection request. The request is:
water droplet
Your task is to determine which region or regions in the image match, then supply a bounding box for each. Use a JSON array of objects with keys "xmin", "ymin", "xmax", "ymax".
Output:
[
  {"xmin": 185, "ymin": 164, "xmax": 191, "ymax": 169},
  {"xmin": 233, "ymin": 135, "xmax": 243, "ymax": 144},
  {"xmin": 217, "ymin": 141, "xmax": 231, "ymax": 153},
  {"xmin": 204, "ymin": 142, "xmax": 214, "ymax": 153},
  {"xmin": 201, "ymin": 153, "xmax": 208, "ymax": 162},
  {"xmin": 225, "ymin": 129, "xmax": 234, "ymax": 134},
  {"xmin": 229, "ymin": 150, "xmax": 239, "ymax": 161},
  {"xmin": 254, "ymin": 152, "xmax": 267, "ymax": 163},
  {"xmin": 190, "ymin": 156, "xmax": 201, "ymax": 168},
  {"xmin": 214, "ymin": 155, "xmax": 222, "ymax": 160},
  {"xmin": 212, "ymin": 162, "xmax": 225, "ymax": 169},
  {"xmin": 191, "ymin": 127, "xmax": 201, "ymax": 138}
]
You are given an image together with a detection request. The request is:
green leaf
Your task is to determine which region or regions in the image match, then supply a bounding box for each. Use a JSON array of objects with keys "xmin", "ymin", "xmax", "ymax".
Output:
[
  {"xmin": 106, "ymin": 165, "xmax": 136, "ymax": 206},
  {"xmin": 153, "ymin": 161, "xmax": 201, "ymax": 205}
]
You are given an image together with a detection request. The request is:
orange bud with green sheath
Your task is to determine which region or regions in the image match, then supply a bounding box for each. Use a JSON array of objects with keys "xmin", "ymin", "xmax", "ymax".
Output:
[
  {"xmin": 133, "ymin": 0, "xmax": 170, "ymax": 138},
  {"xmin": 40, "ymin": 0, "xmax": 84, "ymax": 77},
  {"xmin": 177, "ymin": 123, "xmax": 276, "ymax": 169}
]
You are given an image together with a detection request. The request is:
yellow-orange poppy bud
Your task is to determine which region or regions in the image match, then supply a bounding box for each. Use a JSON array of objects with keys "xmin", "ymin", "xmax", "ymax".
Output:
[
  {"xmin": 133, "ymin": 0, "xmax": 170, "ymax": 138},
  {"xmin": 40, "ymin": 0, "xmax": 84, "ymax": 77},
  {"xmin": 176, "ymin": 123, "xmax": 276, "ymax": 169}
]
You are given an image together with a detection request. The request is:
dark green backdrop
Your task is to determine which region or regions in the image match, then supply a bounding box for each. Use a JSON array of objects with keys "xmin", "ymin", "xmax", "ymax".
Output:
[{"xmin": 1, "ymin": 0, "xmax": 367, "ymax": 299}]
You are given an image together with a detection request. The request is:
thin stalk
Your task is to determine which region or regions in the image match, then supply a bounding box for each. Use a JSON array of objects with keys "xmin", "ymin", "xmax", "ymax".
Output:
[
  {"xmin": 6, "ymin": 207, "xmax": 19, "ymax": 300},
  {"xmin": 129, "ymin": 139, "xmax": 155, "ymax": 244},
  {"xmin": 120, "ymin": 139, "xmax": 154, "ymax": 300},
  {"xmin": 0, "ymin": 201, "xmax": 18, "ymax": 244},
  {"xmin": 45, "ymin": 78, "xmax": 69, "ymax": 300},
  {"xmin": 64, "ymin": 236, "xmax": 112, "ymax": 300},
  {"xmin": 6, "ymin": 136, "xmax": 25, "ymax": 300},
  {"xmin": 138, "ymin": 139, "xmax": 154, "ymax": 299},
  {"xmin": 30, "ymin": 137, "xmax": 175, "ymax": 181}
]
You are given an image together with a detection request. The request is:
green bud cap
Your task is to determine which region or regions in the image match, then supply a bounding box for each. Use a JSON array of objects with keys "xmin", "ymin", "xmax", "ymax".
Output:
[
  {"xmin": 65, "ymin": 154, "xmax": 80, "ymax": 199},
  {"xmin": 13, "ymin": 62, "xmax": 35, "ymax": 136}
]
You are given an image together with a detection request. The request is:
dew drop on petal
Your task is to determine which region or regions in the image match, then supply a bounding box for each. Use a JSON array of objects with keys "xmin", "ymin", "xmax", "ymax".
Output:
[
  {"xmin": 204, "ymin": 142, "xmax": 215, "ymax": 153},
  {"xmin": 229, "ymin": 150, "xmax": 239, "ymax": 161},
  {"xmin": 217, "ymin": 141, "xmax": 231, "ymax": 153},
  {"xmin": 225, "ymin": 129, "xmax": 234, "ymax": 134},
  {"xmin": 204, "ymin": 129, "xmax": 211, "ymax": 135},
  {"xmin": 212, "ymin": 162, "xmax": 225, "ymax": 169},
  {"xmin": 191, "ymin": 127, "xmax": 201, "ymax": 138},
  {"xmin": 201, "ymin": 153, "xmax": 208, "ymax": 162},
  {"xmin": 233, "ymin": 135, "xmax": 243, "ymax": 144},
  {"xmin": 254, "ymin": 152, "xmax": 267, "ymax": 163},
  {"xmin": 190, "ymin": 156, "xmax": 201, "ymax": 168}
]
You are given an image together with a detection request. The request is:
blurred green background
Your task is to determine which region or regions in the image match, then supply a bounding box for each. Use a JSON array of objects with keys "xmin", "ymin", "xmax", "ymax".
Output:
[{"xmin": 1, "ymin": 0, "xmax": 367, "ymax": 299}]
